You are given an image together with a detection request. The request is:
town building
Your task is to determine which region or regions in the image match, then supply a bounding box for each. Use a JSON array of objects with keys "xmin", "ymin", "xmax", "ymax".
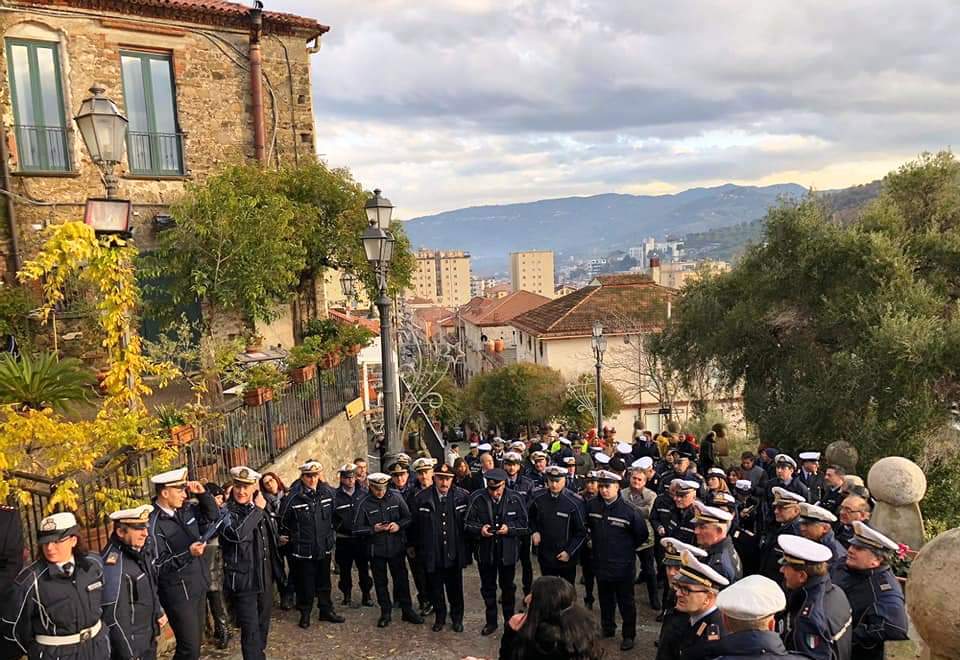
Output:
[
  {"xmin": 470, "ymin": 275, "xmax": 498, "ymax": 298},
  {"xmin": 483, "ymin": 282, "xmax": 511, "ymax": 299},
  {"xmin": 458, "ymin": 290, "xmax": 550, "ymax": 381},
  {"xmin": 409, "ymin": 248, "xmax": 472, "ymax": 307},
  {"xmin": 635, "ymin": 257, "xmax": 731, "ymax": 290},
  {"xmin": 510, "ymin": 249, "xmax": 554, "ymax": 297},
  {"xmin": 554, "ymin": 283, "xmax": 577, "ymax": 297},
  {"xmin": 0, "ymin": 0, "xmax": 327, "ymax": 345}
]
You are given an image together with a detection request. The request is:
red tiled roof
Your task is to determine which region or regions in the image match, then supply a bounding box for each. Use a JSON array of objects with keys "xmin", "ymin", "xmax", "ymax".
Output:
[
  {"xmin": 18, "ymin": 0, "xmax": 329, "ymax": 37},
  {"xmin": 328, "ymin": 308, "xmax": 379, "ymax": 333},
  {"xmin": 510, "ymin": 276, "xmax": 673, "ymax": 338},
  {"xmin": 462, "ymin": 290, "xmax": 551, "ymax": 327}
]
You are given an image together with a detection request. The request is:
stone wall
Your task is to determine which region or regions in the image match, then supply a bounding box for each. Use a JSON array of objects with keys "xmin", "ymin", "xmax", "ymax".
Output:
[
  {"xmin": 0, "ymin": 3, "xmax": 319, "ymax": 280},
  {"xmin": 264, "ymin": 411, "xmax": 368, "ymax": 487}
]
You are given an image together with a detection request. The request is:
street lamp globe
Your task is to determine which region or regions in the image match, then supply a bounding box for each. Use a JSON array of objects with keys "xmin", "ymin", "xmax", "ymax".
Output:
[
  {"xmin": 339, "ymin": 271, "xmax": 358, "ymax": 299},
  {"xmin": 74, "ymin": 85, "xmax": 128, "ymax": 166},
  {"xmin": 362, "ymin": 225, "xmax": 395, "ymax": 267},
  {"xmin": 365, "ymin": 188, "xmax": 394, "ymax": 230}
]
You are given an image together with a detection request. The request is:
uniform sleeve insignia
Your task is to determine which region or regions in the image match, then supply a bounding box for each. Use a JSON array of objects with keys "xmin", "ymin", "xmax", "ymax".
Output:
[
  {"xmin": 105, "ymin": 552, "xmax": 119, "ymax": 565},
  {"xmin": 806, "ymin": 634, "xmax": 820, "ymax": 648},
  {"xmin": 707, "ymin": 624, "xmax": 721, "ymax": 641},
  {"xmin": 696, "ymin": 622, "xmax": 707, "ymax": 636},
  {"xmin": 880, "ymin": 582, "xmax": 892, "ymax": 591}
]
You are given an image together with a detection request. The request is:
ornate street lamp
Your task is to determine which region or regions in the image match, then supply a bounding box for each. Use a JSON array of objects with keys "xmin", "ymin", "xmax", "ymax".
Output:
[
  {"xmin": 362, "ymin": 189, "xmax": 400, "ymax": 458},
  {"xmin": 591, "ymin": 320, "xmax": 607, "ymax": 433},
  {"xmin": 339, "ymin": 271, "xmax": 358, "ymax": 308},
  {"xmin": 74, "ymin": 85, "xmax": 128, "ymax": 199}
]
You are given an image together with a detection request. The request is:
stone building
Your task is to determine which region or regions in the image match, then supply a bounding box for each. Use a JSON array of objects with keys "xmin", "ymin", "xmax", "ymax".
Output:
[{"xmin": 0, "ymin": 0, "xmax": 328, "ymax": 342}]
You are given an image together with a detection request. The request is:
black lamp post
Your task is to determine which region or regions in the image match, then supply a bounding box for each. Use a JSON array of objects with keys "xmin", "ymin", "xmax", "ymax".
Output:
[
  {"xmin": 339, "ymin": 271, "xmax": 358, "ymax": 309},
  {"xmin": 361, "ymin": 189, "xmax": 400, "ymax": 457},
  {"xmin": 591, "ymin": 320, "xmax": 607, "ymax": 433}
]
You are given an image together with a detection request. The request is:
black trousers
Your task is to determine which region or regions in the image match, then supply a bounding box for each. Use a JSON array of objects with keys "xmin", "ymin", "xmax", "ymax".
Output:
[
  {"xmin": 407, "ymin": 551, "xmax": 430, "ymax": 606},
  {"xmin": 478, "ymin": 562, "xmax": 516, "ymax": 628},
  {"xmin": 427, "ymin": 565, "xmax": 465, "ymax": 625},
  {"xmin": 206, "ymin": 588, "xmax": 228, "ymax": 632},
  {"xmin": 110, "ymin": 640, "xmax": 157, "ymax": 660},
  {"xmin": 539, "ymin": 559, "xmax": 577, "ymax": 587},
  {"xmin": 371, "ymin": 554, "xmax": 413, "ymax": 615},
  {"xmin": 581, "ymin": 546, "xmax": 595, "ymax": 603},
  {"xmin": 228, "ymin": 585, "xmax": 272, "ymax": 660},
  {"xmin": 598, "ymin": 577, "xmax": 636, "ymax": 641},
  {"xmin": 336, "ymin": 537, "xmax": 373, "ymax": 598},
  {"xmin": 292, "ymin": 555, "xmax": 334, "ymax": 614},
  {"xmin": 159, "ymin": 582, "xmax": 206, "ymax": 660},
  {"xmin": 518, "ymin": 537, "xmax": 533, "ymax": 595},
  {"xmin": 637, "ymin": 547, "xmax": 658, "ymax": 605}
]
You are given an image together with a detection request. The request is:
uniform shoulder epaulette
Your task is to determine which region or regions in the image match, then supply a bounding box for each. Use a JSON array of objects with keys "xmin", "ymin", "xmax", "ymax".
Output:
[
  {"xmin": 706, "ymin": 623, "xmax": 721, "ymax": 641},
  {"xmin": 105, "ymin": 550, "xmax": 120, "ymax": 566}
]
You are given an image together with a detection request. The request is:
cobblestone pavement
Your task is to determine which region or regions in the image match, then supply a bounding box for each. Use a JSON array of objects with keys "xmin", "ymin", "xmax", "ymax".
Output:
[{"xmin": 202, "ymin": 568, "xmax": 663, "ymax": 660}]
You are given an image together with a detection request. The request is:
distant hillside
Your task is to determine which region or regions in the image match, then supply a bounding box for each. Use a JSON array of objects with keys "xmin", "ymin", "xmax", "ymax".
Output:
[
  {"xmin": 683, "ymin": 181, "xmax": 883, "ymax": 261},
  {"xmin": 403, "ymin": 183, "xmax": 807, "ymax": 273}
]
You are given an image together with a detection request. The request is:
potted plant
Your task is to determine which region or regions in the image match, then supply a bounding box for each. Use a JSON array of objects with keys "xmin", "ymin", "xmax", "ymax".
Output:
[
  {"xmin": 286, "ymin": 344, "xmax": 318, "ymax": 384},
  {"xmin": 337, "ymin": 323, "xmax": 376, "ymax": 357},
  {"xmin": 224, "ymin": 433, "xmax": 250, "ymax": 468},
  {"xmin": 155, "ymin": 404, "xmax": 195, "ymax": 445},
  {"xmin": 242, "ymin": 363, "xmax": 286, "ymax": 407},
  {"xmin": 196, "ymin": 442, "xmax": 221, "ymax": 483},
  {"xmin": 244, "ymin": 332, "xmax": 265, "ymax": 354},
  {"xmin": 301, "ymin": 334, "xmax": 340, "ymax": 371}
]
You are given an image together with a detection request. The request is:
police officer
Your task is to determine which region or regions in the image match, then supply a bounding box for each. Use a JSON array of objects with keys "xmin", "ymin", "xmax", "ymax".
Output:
[
  {"xmin": 562, "ymin": 456, "xmax": 581, "ymax": 492},
  {"xmin": 797, "ymin": 503, "xmax": 847, "ymax": 577},
  {"xmin": 710, "ymin": 574, "xmax": 809, "ymax": 659},
  {"xmin": 655, "ymin": 549, "xmax": 729, "ymax": 660},
  {"xmin": 353, "ymin": 472, "xmax": 423, "ymax": 628},
  {"xmin": 0, "ymin": 504, "xmax": 23, "ymax": 660},
  {"xmin": 279, "ymin": 460, "xmax": 345, "ymax": 628},
  {"xmin": 578, "ymin": 470, "xmax": 599, "ymax": 609},
  {"xmin": 798, "ymin": 452, "xmax": 825, "ymax": 504},
  {"xmin": 333, "ymin": 463, "xmax": 373, "ymax": 608},
  {"xmin": 833, "ymin": 522, "xmax": 908, "ymax": 660},
  {"xmin": 502, "ymin": 451, "xmax": 536, "ymax": 597},
  {"xmin": 528, "ymin": 465, "xmax": 587, "ymax": 587},
  {"xmin": 405, "ymin": 458, "xmax": 436, "ymax": 616},
  {"xmin": 762, "ymin": 455, "xmax": 811, "ymax": 525},
  {"xmin": 148, "ymin": 468, "xmax": 218, "ymax": 660},
  {"xmin": 4, "ymin": 512, "xmax": 110, "ymax": 659},
  {"xmin": 777, "ymin": 535, "xmax": 853, "ymax": 660},
  {"xmin": 667, "ymin": 479, "xmax": 700, "ymax": 545},
  {"xmin": 585, "ymin": 470, "xmax": 649, "ymax": 651},
  {"xmin": 525, "ymin": 451, "xmax": 549, "ymax": 488},
  {"xmin": 657, "ymin": 538, "xmax": 708, "ymax": 631},
  {"xmin": 102, "ymin": 505, "xmax": 164, "ymax": 660},
  {"xmin": 818, "ymin": 465, "xmax": 847, "ymax": 516},
  {"xmin": 693, "ymin": 501, "xmax": 743, "ymax": 583},
  {"xmin": 465, "ymin": 467, "xmax": 528, "ymax": 636},
  {"xmin": 758, "ymin": 487, "xmax": 805, "ymax": 582},
  {"xmin": 411, "ymin": 464, "xmax": 470, "ymax": 633},
  {"xmin": 731, "ymin": 480, "xmax": 762, "ymax": 576}
]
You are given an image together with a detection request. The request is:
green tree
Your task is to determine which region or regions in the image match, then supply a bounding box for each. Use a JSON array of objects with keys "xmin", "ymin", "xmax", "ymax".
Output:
[
  {"xmin": 466, "ymin": 363, "xmax": 565, "ymax": 437},
  {"xmin": 559, "ymin": 373, "xmax": 624, "ymax": 430},
  {"xmin": 0, "ymin": 352, "xmax": 94, "ymax": 412}
]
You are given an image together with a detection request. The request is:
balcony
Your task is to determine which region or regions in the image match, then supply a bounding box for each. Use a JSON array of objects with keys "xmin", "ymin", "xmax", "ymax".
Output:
[
  {"xmin": 127, "ymin": 131, "xmax": 184, "ymax": 176},
  {"xmin": 13, "ymin": 124, "xmax": 70, "ymax": 172}
]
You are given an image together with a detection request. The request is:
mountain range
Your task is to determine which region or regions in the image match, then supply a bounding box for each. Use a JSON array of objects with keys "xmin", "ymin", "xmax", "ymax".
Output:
[{"xmin": 402, "ymin": 183, "xmax": 808, "ymax": 274}]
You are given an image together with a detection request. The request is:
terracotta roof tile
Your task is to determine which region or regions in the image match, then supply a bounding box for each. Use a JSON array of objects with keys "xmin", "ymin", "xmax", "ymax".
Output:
[
  {"xmin": 510, "ymin": 277, "xmax": 674, "ymax": 338},
  {"xmin": 328, "ymin": 308, "xmax": 379, "ymax": 333},
  {"xmin": 19, "ymin": 0, "xmax": 329, "ymax": 36},
  {"xmin": 461, "ymin": 290, "xmax": 551, "ymax": 327}
]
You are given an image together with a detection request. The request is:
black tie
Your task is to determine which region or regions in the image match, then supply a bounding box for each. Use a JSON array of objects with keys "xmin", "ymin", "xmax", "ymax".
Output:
[{"xmin": 62, "ymin": 562, "xmax": 74, "ymax": 578}]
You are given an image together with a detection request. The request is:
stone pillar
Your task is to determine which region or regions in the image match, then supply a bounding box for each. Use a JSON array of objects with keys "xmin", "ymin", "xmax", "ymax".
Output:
[
  {"xmin": 867, "ymin": 456, "xmax": 926, "ymax": 550},
  {"xmin": 824, "ymin": 440, "xmax": 858, "ymax": 473},
  {"xmin": 906, "ymin": 527, "xmax": 960, "ymax": 660}
]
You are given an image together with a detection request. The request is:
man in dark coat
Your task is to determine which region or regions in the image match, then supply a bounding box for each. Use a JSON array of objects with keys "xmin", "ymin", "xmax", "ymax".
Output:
[
  {"xmin": 279, "ymin": 460, "xmax": 345, "ymax": 628},
  {"xmin": 102, "ymin": 505, "xmax": 164, "ymax": 660},
  {"xmin": 654, "ymin": 548, "xmax": 728, "ymax": 660},
  {"xmin": 148, "ymin": 468, "xmax": 219, "ymax": 660},
  {"xmin": 693, "ymin": 502, "xmax": 742, "ymax": 583},
  {"xmin": 411, "ymin": 464, "xmax": 470, "ymax": 632},
  {"xmin": 333, "ymin": 463, "xmax": 373, "ymax": 608},
  {"xmin": 833, "ymin": 522, "xmax": 908, "ymax": 660},
  {"xmin": 757, "ymin": 487, "xmax": 805, "ymax": 582},
  {"xmin": 0, "ymin": 505, "xmax": 23, "ymax": 660},
  {"xmin": 585, "ymin": 470, "xmax": 649, "ymax": 651},
  {"xmin": 527, "ymin": 466, "xmax": 587, "ymax": 586},
  {"xmin": 353, "ymin": 472, "xmax": 424, "ymax": 628},
  {"xmin": 798, "ymin": 503, "xmax": 847, "ymax": 577},
  {"xmin": 778, "ymin": 535, "xmax": 852, "ymax": 660},
  {"xmin": 761, "ymin": 455, "xmax": 810, "ymax": 527},
  {"xmin": 818, "ymin": 465, "xmax": 847, "ymax": 516},
  {"xmin": 503, "ymin": 451, "xmax": 537, "ymax": 597},
  {"xmin": 798, "ymin": 452, "xmax": 826, "ymax": 504},
  {"xmin": 465, "ymin": 468, "xmax": 528, "ymax": 636},
  {"xmin": 221, "ymin": 467, "xmax": 286, "ymax": 660}
]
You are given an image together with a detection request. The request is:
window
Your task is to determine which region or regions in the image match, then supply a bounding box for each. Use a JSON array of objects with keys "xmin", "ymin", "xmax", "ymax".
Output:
[
  {"xmin": 6, "ymin": 39, "xmax": 70, "ymax": 172},
  {"xmin": 120, "ymin": 50, "xmax": 183, "ymax": 175}
]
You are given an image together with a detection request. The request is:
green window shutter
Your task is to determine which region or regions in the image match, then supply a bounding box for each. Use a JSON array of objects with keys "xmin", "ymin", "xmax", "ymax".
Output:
[
  {"xmin": 5, "ymin": 38, "xmax": 70, "ymax": 172},
  {"xmin": 120, "ymin": 51, "xmax": 183, "ymax": 175}
]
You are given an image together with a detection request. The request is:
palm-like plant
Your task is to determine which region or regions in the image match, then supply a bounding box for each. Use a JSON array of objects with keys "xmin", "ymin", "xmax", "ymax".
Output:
[{"xmin": 0, "ymin": 352, "xmax": 95, "ymax": 412}]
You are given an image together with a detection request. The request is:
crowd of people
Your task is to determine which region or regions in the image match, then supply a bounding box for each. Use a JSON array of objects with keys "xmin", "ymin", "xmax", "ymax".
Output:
[{"xmin": 0, "ymin": 423, "xmax": 911, "ymax": 660}]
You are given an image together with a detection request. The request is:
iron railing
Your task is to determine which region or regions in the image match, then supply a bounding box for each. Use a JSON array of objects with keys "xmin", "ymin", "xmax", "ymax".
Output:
[
  {"xmin": 13, "ymin": 124, "xmax": 70, "ymax": 172},
  {"xmin": 13, "ymin": 355, "xmax": 360, "ymax": 557},
  {"xmin": 127, "ymin": 131, "xmax": 184, "ymax": 175}
]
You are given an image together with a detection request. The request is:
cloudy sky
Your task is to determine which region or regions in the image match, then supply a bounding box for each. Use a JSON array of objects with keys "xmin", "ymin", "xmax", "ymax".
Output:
[{"xmin": 272, "ymin": 0, "xmax": 960, "ymax": 218}]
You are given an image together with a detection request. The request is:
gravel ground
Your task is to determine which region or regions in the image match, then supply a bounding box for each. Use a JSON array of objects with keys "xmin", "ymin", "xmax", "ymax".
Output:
[{"xmin": 201, "ymin": 567, "xmax": 663, "ymax": 660}]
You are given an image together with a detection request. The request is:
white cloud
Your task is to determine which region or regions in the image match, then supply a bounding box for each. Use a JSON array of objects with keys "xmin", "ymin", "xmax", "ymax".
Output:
[{"xmin": 272, "ymin": 0, "xmax": 960, "ymax": 217}]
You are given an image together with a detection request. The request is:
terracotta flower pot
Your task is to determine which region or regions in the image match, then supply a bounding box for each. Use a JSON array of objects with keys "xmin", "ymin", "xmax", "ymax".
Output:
[
  {"xmin": 243, "ymin": 387, "xmax": 273, "ymax": 407},
  {"xmin": 225, "ymin": 447, "xmax": 249, "ymax": 468},
  {"xmin": 308, "ymin": 399, "xmax": 322, "ymax": 418},
  {"xmin": 346, "ymin": 344, "xmax": 362, "ymax": 357},
  {"xmin": 168, "ymin": 424, "xmax": 195, "ymax": 446},
  {"xmin": 289, "ymin": 364, "xmax": 317, "ymax": 384},
  {"xmin": 274, "ymin": 423, "xmax": 289, "ymax": 450},
  {"xmin": 319, "ymin": 352, "xmax": 341, "ymax": 370}
]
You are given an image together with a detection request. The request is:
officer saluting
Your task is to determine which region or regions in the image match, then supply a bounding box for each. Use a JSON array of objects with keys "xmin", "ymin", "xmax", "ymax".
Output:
[
  {"xmin": 709, "ymin": 574, "xmax": 809, "ymax": 659},
  {"xmin": 527, "ymin": 465, "xmax": 587, "ymax": 587},
  {"xmin": 833, "ymin": 522, "xmax": 908, "ymax": 660},
  {"xmin": 102, "ymin": 505, "xmax": 165, "ymax": 660},
  {"xmin": 585, "ymin": 469, "xmax": 649, "ymax": 651},
  {"xmin": 411, "ymin": 464, "xmax": 470, "ymax": 633},
  {"xmin": 4, "ymin": 512, "xmax": 110, "ymax": 659},
  {"xmin": 655, "ymin": 549, "xmax": 729, "ymax": 660},
  {"xmin": 220, "ymin": 467, "xmax": 285, "ymax": 660},
  {"xmin": 777, "ymin": 535, "xmax": 852, "ymax": 660},
  {"xmin": 148, "ymin": 468, "xmax": 218, "ymax": 660}
]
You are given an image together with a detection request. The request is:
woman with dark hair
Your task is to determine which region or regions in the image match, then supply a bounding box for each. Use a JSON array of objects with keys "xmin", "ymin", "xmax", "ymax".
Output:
[
  {"xmin": 259, "ymin": 471, "xmax": 295, "ymax": 609},
  {"xmin": 499, "ymin": 575, "xmax": 604, "ymax": 660},
  {"xmin": 259, "ymin": 472, "xmax": 286, "ymax": 513}
]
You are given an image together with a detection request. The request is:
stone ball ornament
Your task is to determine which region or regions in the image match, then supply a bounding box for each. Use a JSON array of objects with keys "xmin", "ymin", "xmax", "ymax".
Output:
[
  {"xmin": 906, "ymin": 527, "xmax": 960, "ymax": 660},
  {"xmin": 867, "ymin": 456, "xmax": 926, "ymax": 506},
  {"xmin": 824, "ymin": 440, "xmax": 858, "ymax": 473}
]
